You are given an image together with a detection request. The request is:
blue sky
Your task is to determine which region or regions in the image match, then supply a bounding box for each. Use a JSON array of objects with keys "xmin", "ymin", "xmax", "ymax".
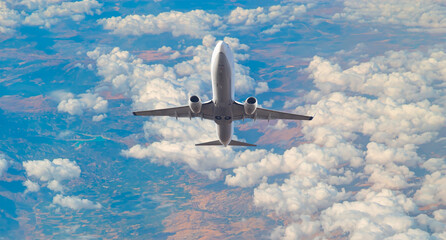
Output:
[{"xmin": 0, "ymin": 0, "xmax": 445, "ymax": 239}]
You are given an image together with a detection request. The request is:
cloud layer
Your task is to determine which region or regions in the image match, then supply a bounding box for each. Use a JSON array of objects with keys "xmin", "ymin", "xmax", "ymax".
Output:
[
  {"xmin": 78, "ymin": 33, "xmax": 445, "ymax": 237},
  {"xmin": 253, "ymin": 45, "xmax": 446, "ymax": 238},
  {"xmin": 335, "ymin": 0, "xmax": 446, "ymax": 33},
  {"xmin": 98, "ymin": 10, "xmax": 223, "ymax": 38},
  {"xmin": 228, "ymin": 3, "xmax": 307, "ymax": 34},
  {"xmin": 88, "ymin": 35, "xmax": 443, "ymax": 238},
  {"xmin": 3, "ymin": 0, "xmax": 446, "ymax": 238},
  {"xmin": 98, "ymin": 2, "xmax": 308, "ymax": 37},
  {"xmin": 0, "ymin": 0, "xmax": 102, "ymax": 33},
  {"xmin": 45, "ymin": 4, "xmax": 446, "ymax": 237},
  {"xmin": 52, "ymin": 17, "xmax": 446, "ymax": 237}
]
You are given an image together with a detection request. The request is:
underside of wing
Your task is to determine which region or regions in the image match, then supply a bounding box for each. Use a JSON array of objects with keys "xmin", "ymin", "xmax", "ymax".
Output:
[
  {"xmin": 133, "ymin": 106, "xmax": 194, "ymax": 117},
  {"xmin": 232, "ymin": 101, "xmax": 313, "ymax": 121},
  {"xmin": 133, "ymin": 101, "xmax": 214, "ymax": 120},
  {"xmin": 254, "ymin": 107, "xmax": 313, "ymax": 120}
]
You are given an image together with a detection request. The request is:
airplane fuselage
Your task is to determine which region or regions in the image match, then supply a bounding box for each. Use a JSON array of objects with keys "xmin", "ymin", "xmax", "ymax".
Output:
[{"xmin": 211, "ymin": 41, "xmax": 235, "ymax": 146}]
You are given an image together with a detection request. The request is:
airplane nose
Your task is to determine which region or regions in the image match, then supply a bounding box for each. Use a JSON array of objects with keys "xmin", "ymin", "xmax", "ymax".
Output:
[{"xmin": 215, "ymin": 41, "xmax": 227, "ymax": 53}]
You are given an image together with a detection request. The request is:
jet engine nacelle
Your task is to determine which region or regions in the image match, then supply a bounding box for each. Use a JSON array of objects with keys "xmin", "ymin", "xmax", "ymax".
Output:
[
  {"xmin": 244, "ymin": 96, "xmax": 257, "ymax": 115},
  {"xmin": 189, "ymin": 95, "xmax": 202, "ymax": 113}
]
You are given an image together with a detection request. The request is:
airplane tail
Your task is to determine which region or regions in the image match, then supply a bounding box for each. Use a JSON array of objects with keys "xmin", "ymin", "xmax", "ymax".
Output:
[{"xmin": 195, "ymin": 140, "xmax": 256, "ymax": 147}]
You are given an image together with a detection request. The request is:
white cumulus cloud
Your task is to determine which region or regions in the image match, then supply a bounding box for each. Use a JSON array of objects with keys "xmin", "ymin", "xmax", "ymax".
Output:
[
  {"xmin": 92, "ymin": 113, "xmax": 106, "ymax": 121},
  {"xmin": 23, "ymin": 158, "xmax": 81, "ymax": 192},
  {"xmin": 0, "ymin": 156, "xmax": 8, "ymax": 177},
  {"xmin": 255, "ymin": 82, "xmax": 269, "ymax": 95},
  {"xmin": 53, "ymin": 194, "xmax": 102, "ymax": 210},
  {"xmin": 334, "ymin": 0, "xmax": 446, "ymax": 33},
  {"xmin": 98, "ymin": 3, "xmax": 308, "ymax": 38},
  {"xmin": 414, "ymin": 171, "xmax": 446, "ymax": 209},
  {"xmin": 320, "ymin": 189, "xmax": 421, "ymax": 239},
  {"xmin": 23, "ymin": 0, "xmax": 102, "ymax": 28},
  {"xmin": 13, "ymin": 0, "xmax": 63, "ymax": 10},
  {"xmin": 364, "ymin": 163, "xmax": 414, "ymax": 190},
  {"xmin": 1, "ymin": 0, "xmax": 102, "ymax": 32},
  {"xmin": 422, "ymin": 158, "xmax": 446, "ymax": 173},
  {"xmin": 0, "ymin": 2, "xmax": 21, "ymax": 34},
  {"xmin": 270, "ymin": 215, "xmax": 321, "ymax": 240},
  {"xmin": 228, "ymin": 3, "xmax": 307, "ymax": 34},
  {"xmin": 24, "ymin": 179, "xmax": 40, "ymax": 193},
  {"xmin": 228, "ymin": 4, "xmax": 307, "ymax": 34},
  {"xmin": 23, "ymin": 158, "xmax": 101, "ymax": 210},
  {"xmin": 225, "ymin": 142, "xmax": 363, "ymax": 188},
  {"xmin": 98, "ymin": 10, "xmax": 223, "ymax": 38},
  {"xmin": 58, "ymin": 92, "xmax": 108, "ymax": 115},
  {"xmin": 254, "ymin": 175, "xmax": 349, "ymax": 215}
]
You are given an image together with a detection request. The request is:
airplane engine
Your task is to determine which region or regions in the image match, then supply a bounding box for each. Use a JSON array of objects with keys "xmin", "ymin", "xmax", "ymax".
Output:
[
  {"xmin": 244, "ymin": 96, "xmax": 257, "ymax": 115},
  {"xmin": 189, "ymin": 95, "xmax": 202, "ymax": 113}
]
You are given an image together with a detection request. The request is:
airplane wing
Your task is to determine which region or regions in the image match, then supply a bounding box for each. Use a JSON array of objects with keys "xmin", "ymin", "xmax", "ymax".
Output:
[
  {"xmin": 232, "ymin": 102, "xmax": 313, "ymax": 121},
  {"xmin": 133, "ymin": 101, "xmax": 214, "ymax": 120}
]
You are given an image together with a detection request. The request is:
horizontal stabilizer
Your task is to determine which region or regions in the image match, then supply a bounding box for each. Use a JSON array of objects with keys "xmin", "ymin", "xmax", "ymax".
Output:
[
  {"xmin": 195, "ymin": 140, "xmax": 222, "ymax": 146},
  {"xmin": 195, "ymin": 140, "xmax": 256, "ymax": 147},
  {"xmin": 229, "ymin": 140, "xmax": 256, "ymax": 147}
]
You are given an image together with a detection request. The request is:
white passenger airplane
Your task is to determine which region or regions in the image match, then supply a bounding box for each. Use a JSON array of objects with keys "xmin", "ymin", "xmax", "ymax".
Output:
[{"xmin": 133, "ymin": 41, "xmax": 313, "ymax": 146}]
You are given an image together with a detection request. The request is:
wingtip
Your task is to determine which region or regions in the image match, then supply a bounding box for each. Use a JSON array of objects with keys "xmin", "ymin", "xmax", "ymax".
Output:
[
  {"xmin": 310, "ymin": 113, "xmax": 316, "ymax": 120},
  {"xmin": 132, "ymin": 112, "xmax": 137, "ymax": 116},
  {"xmin": 309, "ymin": 116, "xmax": 314, "ymax": 120}
]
